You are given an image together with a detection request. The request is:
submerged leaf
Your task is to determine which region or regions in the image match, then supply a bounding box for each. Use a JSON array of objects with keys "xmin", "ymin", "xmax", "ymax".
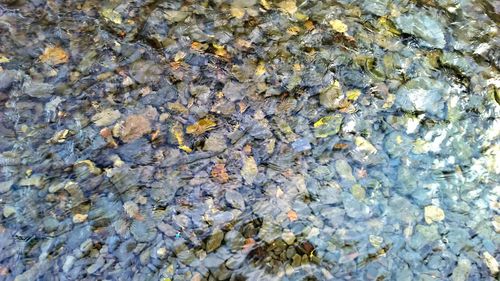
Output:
[
  {"xmin": 314, "ymin": 114, "xmax": 343, "ymax": 138},
  {"xmin": 101, "ymin": 8, "xmax": 122, "ymax": 24},
  {"xmin": 329, "ymin": 19, "xmax": 348, "ymax": 33},
  {"xmin": 277, "ymin": 0, "xmax": 297, "ymax": 15},
  {"xmin": 186, "ymin": 118, "xmax": 217, "ymax": 135},
  {"xmin": 40, "ymin": 46, "xmax": 69, "ymax": 65},
  {"xmin": 211, "ymin": 163, "xmax": 229, "ymax": 183},
  {"xmin": 255, "ymin": 61, "xmax": 266, "ymax": 76}
]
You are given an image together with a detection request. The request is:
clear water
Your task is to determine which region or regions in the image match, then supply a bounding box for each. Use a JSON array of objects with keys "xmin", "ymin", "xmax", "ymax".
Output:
[{"xmin": 0, "ymin": 0, "xmax": 499, "ymax": 280}]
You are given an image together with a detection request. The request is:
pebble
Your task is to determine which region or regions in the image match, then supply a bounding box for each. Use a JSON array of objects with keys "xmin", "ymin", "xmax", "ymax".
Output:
[
  {"xmin": 0, "ymin": 180, "xmax": 13, "ymax": 193},
  {"xmin": 281, "ymin": 231, "xmax": 296, "ymax": 245},
  {"xmin": 225, "ymin": 190, "xmax": 245, "ymax": 210},
  {"xmin": 424, "ymin": 205, "xmax": 445, "ymax": 224},
  {"xmin": 206, "ymin": 229, "xmax": 224, "ymax": 253},
  {"xmin": 62, "ymin": 255, "xmax": 76, "ymax": 273},
  {"xmin": 483, "ymin": 251, "xmax": 499, "ymax": 275},
  {"xmin": 3, "ymin": 205, "xmax": 15, "ymax": 218},
  {"xmin": 72, "ymin": 214, "xmax": 88, "ymax": 223}
]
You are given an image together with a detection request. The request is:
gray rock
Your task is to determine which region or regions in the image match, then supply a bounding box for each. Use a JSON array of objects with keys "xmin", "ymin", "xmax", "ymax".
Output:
[
  {"xmin": 211, "ymin": 211, "xmax": 234, "ymax": 226},
  {"xmin": 222, "ymin": 81, "xmax": 245, "ymax": 102},
  {"xmin": 23, "ymin": 80, "xmax": 54, "ymax": 98},
  {"xmin": 342, "ymin": 192, "xmax": 371, "ymax": 219},
  {"xmin": 0, "ymin": 179, "xmax": 13, "ymax": 193},
  {"xmin": 203, "ymin": 253, "xmax": 225, "ymax": 268},
  {"xmin": 362, "ymin": 0, "xmax": 390, "ymax": 16},
  {"xmin": 130, "ymin": 221, "xmax": 157, "ymax": 242},
  {"xmin": 451, "ymin": 258, "xmax": 471, "ymax": 281},
  {"xmin": 225, "ymin": 190, "xmax": 245, "ymax": 210},
  {"xmin": 291, "ymin": 138, "xmax": 312, "ymax": 152},
  {"xmin": 395, "ymin": 77, "xmax": 449, "ymax": 117},
  {"xmin": 63, "ymin": 255, "xmax": 76, "ymax": 273},
  {"xmin": 0, "ymin": 70, "xmax": 19, "ymax": 91},
  {"xmin": 335, "ymin": 159, "xmax": 355, "ymax": 182},
  {"xmin": 394, "ymin": 13, "xmax": 446, "ymax": 48},
  {"xmin": 87, "ymin": 256, "xmax": 105, "ymax": 275},
  {"xmin": 142, "ymin": 9, "xmax": 170, "ymax": 48},
  {"xmin": 43, "ymin": 217, "xmax": 59, "ymax": 232}
]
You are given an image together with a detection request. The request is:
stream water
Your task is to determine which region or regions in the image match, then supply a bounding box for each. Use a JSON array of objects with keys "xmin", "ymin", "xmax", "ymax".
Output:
[{"xmin": 0, "ymin": 0, "xmax": 499, "ymax": 280}]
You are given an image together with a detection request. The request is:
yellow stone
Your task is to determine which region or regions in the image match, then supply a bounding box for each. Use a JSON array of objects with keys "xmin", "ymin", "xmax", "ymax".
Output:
[
  {"xmin": 101, "ymin": 8, "xmax": 122, "ymax": 24},
  {"xmin": 483, "ymin": 251, "xmax": 499, "ymax": 275},
  {"xmin": 424, "ymin": 205, "xmax": 445, "ymax": 224},
  {"xmin": 255, "ymin": 62, "xmax": 266, "ymax": 76},
  {"xmin": 260, "ymin": 0, "xmax": 271, "ymax": 10},
  {"xmin": 0, "ymin": 54, "xmax": 10, "ymax": 63},
  {"xmin": 347, "ymin": 89, "xmax": 362, "ymax": 101},
  {"xmin": 329, "ymin": 19, "xmax": 348, "ymax": 33},
  {"xmin": 230, "ymin": 7, "xmax": 245, "ymax": 19},
  {"xmin": 277, "ymin": 0, "xmax": 297, "ymax": 15},
  {"xmin": 73, "ymin": 213, "xmax": 88, "ymax": 223}
]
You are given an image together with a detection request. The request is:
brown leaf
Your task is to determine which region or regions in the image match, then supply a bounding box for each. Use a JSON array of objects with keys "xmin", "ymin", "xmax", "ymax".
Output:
[
  {"xmin": 121, "ymin": 114, "xmax": 152, "ymax": 143},
  {"xmin": 40, "ymin": 46, "xmax": 69, "ymax": 65},
  {"xmin": 211, "ymin": 163, "xmax": 229, "ymax": 183}
]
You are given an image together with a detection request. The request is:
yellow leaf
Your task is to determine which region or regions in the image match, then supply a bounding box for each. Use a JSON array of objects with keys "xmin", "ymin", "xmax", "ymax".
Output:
[
  {"xmin": 304, "ymin": 20, "xmax": 315, "ymax": 31},
  {"xmin": 174, "ymin": 51, "xmax": 186, "ymax": 62},
  {"xmin": 313, "ymin": 115, "xmax": 334, "ymax": 128},
  {"xmin": 260, "ymin": 0, "xmax": 271, "ymax": 10},
  {"xmin": 212, "ymin": 43, "xmax": 228, "ymax": 57},
  {"xmin": 179, "ymin": 145, "xmax": 192, "ymax": 153},
  {"xmin": 287, "ymin": 26, "xmax": 301, "ymax": 35},
  {"xmin": 0, "ymin": 54, "xmax": 10, "ymax": 63},
  {"xmin": 347, "ymin": 89, "xmax": 362, "ymax": 101},
  {"xmin": 255, "ymin": 61, "xmax": 266, "ymax": 76},
  {"xmin": 277, "ymin": 0, "xmax": 297, "ymax": 15},
  {"xmin": 39, "ymin": 46, "xmax": 69, "ymax": 65},
  {"xmin": 186, "ymin": 118, "xmax": 217, "ymax": 135},
  {"xmin": 230, "ymin": 7, "xmax": 245, "ymax": 19},
  {"xmin": 191, "ymin": 42, "xmax": 208, "ymax": 51},
  {"xmin": 101, "ymin": 8, "xmax": 122, "ymax": 24},
  {"xmin": 329, "ymin": 19, "xmax": 348, "ymax": 33},
  {"xmin": 171, "ymin": 124, "xmax": 184, "ymax": 144}
]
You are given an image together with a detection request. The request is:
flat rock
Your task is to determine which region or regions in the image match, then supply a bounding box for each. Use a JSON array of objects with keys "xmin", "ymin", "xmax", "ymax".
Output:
[{"xmin": 395, "ymin": 13, "xmax": 446, "ymax": 49}]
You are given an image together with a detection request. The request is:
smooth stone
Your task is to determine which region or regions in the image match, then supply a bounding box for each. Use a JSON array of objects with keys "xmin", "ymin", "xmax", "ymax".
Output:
[
  {"xmin": 206, "ymin": 229, "xmax": 224, "ymax": 253},
  {"xmin": 451, "ymin": 258, "xmax": 471, "ymax": 281},
  {"xmin": 0, "ymin": 179, "xmax": 13, "ymax": 193},
  {"xmin": 394, "ymin": 13, "xmax": 446, "ymax": 48},
  {"xmin": 225, "ymin": 190, "xmax": 245, "ymax": 210},
  {"xmin": 281, "ymin": 231, "xmax": 296, "ymax": 245}
]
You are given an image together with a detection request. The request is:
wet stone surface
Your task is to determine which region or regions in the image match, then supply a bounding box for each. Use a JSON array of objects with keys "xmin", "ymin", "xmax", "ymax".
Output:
[{"xmin": 0, "ymin": 0, "xmax": 499, "ymax": 280}]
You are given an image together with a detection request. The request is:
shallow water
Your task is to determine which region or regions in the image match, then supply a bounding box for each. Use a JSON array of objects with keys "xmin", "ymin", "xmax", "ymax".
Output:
[{"xmin": 0, "ymin": 0, "xmax": 499, "ymax": 280}]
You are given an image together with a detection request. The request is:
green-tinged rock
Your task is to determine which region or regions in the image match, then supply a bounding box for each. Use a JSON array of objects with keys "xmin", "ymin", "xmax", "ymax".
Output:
[
  {"xmin": 206, "ymin": 229, "xmax": 224, "ymax": 253},
  {"xmin": 319, "ymin": 81, "xmax": 343, "ymax": 109},
  {"xmin": 394, "ymin": 13, "xmax": 446, "ymax": 48},
  {"xmin": 0, "ymin": 179, "xmax": 13, "ymax": 193},
  {"xmin": 395, "ymin": 77, "xmax": 449, "ymax": 117},
  {"xmin": 314, "ymin": 114, "xmax": 343, "ymax": 138}
]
